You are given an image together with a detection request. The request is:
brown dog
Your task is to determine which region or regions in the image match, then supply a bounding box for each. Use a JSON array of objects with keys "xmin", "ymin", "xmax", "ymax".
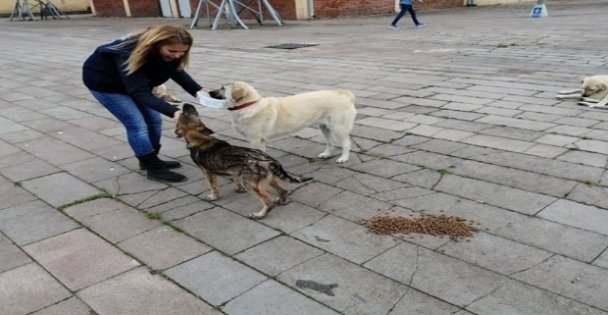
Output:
[{"xmin": 175, "ymin": 103, "xmax": 312, "ymax": 219}]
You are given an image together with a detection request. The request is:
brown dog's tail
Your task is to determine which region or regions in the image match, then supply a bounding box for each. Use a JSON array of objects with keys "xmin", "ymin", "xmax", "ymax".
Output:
[{"xmin": 270, "ymin": 161, "xmax": 313, "ymax": 183}]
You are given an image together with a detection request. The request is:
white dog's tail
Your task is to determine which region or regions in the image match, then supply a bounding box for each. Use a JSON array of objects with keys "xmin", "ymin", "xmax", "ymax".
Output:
[
  {"xmin": 337, "ymin": 90, "xmax": 356, "ymax": 133},
  {"xmin": 338, "ymin": 89, "xmax": 356, "ymax": 105}
]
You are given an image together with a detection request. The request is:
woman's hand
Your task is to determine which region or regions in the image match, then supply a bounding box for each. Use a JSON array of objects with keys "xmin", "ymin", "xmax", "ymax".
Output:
[{"xmin": 173, "ymin": 110, "xmax": 182, "ymax": 121}]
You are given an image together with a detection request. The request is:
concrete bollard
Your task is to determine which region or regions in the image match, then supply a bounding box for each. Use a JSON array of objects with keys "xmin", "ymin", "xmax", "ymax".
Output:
[{"xmin": 530, "ymin": 0, "xmax": 548, "ymax": 18}]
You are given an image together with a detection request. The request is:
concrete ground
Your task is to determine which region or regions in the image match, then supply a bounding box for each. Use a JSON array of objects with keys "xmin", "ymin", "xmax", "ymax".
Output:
[{"xmin": 1, "ymin": 0, "xmax": 608, "ymax": 314}]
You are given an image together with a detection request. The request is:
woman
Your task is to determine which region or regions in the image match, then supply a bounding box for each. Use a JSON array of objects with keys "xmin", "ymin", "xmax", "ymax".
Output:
[
  {"xmin": 388, "ymin": 0, "xmax": 424, "ymax": 30},
  {"xmin": 83, "ymin": 25, "xmax": 204, "ymax": 182}
]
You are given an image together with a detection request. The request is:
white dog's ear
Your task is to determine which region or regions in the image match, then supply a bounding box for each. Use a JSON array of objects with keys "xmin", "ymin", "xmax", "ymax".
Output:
[
  {"xmin": 231, "ymin": 84, "xmax": 246, "ymax": 102},
  {"xmin": 599, "ymin": 82, "xmax": 607, "ymax": 91}
]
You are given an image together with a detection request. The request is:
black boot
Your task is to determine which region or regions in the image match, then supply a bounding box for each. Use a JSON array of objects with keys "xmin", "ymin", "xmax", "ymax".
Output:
[
  {"xmin": 137, "ymin": 152, "xmax": 186, "ymax": 182},
  {"xmin": 139, "ymin": 145, "xmax": 181, "ymax": 170}
]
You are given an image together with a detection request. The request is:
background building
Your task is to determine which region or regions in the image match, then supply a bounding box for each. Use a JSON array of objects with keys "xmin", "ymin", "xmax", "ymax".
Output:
[{"xmin": 1, "ymin": 0, "xmax": 536, "ymax": 20}]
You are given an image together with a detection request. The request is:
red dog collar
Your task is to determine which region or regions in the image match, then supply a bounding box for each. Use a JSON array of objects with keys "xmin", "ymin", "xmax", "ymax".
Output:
[{"xmin": 227, "ymin": 100, "xmax": 257, "ymax": 111}]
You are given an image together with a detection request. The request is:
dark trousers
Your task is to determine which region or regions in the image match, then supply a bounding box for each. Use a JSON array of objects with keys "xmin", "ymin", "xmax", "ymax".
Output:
[{"xmin": 391, "ymin": 4, "xmax": 421, "ymax": 26}]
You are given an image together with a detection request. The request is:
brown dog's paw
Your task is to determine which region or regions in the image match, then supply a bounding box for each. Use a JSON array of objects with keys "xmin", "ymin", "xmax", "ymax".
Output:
[
  {"xmin": 205, "ymin": 193, "xmax": 219, "ymax": 201},
  {"xmin": 248, "ymin": 213, "xmax": 264, "ymax": 220},
  {"xmin": 275, "ymin": 198, "xmax": 291, "ymax": 205},
  {"xmin": 235, "ymin": 185, "xmax": 247, "ymax": 193}
]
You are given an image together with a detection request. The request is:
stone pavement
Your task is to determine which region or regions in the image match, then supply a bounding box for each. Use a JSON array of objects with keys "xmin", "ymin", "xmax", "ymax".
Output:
[{"xmin": 1, "ymin": 0, "xmax": 608, "ymax": 314}]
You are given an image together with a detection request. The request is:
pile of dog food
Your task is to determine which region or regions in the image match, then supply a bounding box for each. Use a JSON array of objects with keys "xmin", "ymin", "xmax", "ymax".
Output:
[{"xmin": 360, "ymin": 214, "xmax": 480, "ymax": 241}]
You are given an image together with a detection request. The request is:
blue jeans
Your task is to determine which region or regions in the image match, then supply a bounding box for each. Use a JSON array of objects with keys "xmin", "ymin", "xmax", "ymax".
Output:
[
  {"xmin": 90, "ymin": 90, "xmax": 162, "ymax": 156},
  {"xmin": 391, "ymin": 4, "xmax": 421, "ymax": 26}
]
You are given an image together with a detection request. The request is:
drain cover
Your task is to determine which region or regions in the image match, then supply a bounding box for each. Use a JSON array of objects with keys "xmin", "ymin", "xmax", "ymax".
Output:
[{"xmin": 266, "ymin": 43, "xmax": 318, "ymax": 49}]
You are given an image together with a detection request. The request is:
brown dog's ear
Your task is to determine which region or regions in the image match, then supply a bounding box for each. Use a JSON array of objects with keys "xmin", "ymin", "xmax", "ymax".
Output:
[
  {"xmin": 182, "ymin": 103, "xmax": 198, "ymax": 115},
  {"xmin": 231, "ymin": 84, "xmax": 246, "ymax": 102},
  {"xmin": 200, "ymin": 126, "xmax": 214, "ymax": 135},
  {"xmin": 175, "ymin": 128, "xmax": 184, "ymax": 138}
]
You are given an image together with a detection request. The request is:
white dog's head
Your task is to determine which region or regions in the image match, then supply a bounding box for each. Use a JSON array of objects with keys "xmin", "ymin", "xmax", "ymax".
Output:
[
  {"xmin": 582, "ymin": 76, "xmax": 608, "ymax": 97},
  {"xmin": 208, "ymin": 82, "xmax": 261, "ymax": 108}
]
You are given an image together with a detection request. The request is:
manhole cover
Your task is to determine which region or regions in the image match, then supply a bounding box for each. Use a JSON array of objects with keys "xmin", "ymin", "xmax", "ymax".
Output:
[{"xmin": 266, "ymin": 43, "xmax": 318, "ymax": 49}]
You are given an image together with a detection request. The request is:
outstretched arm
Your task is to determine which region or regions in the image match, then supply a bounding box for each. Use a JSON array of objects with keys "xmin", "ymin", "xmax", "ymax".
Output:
[
  {"xmin": 115, "ymin": 55, "xmax": 179, "ymax": 118},
  {"xmin": 171, "ymin": 69, "xmax": 204, "ymax": 97}
]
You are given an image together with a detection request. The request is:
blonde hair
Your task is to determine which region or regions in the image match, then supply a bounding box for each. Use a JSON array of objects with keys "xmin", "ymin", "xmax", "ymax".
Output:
[{"xmin": 116, "ymin": 25, "xmax": 193, "ymax": 75}]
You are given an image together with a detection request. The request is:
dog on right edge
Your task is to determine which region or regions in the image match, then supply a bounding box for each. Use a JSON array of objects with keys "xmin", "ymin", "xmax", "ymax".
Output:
[
  {"xmin": 208, "ymin": 82, "xmax": 357, "ymax": 163},
  {"xmin": 556, "ymin": 75, "xmax": 608, "ymax": 108}
]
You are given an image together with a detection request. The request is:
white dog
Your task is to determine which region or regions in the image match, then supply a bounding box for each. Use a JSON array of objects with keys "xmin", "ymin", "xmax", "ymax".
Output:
[
  {"xmin": 152, "ymin": 84, "xmax": 182, "ymax": 103},
  {"xmin": 209, "ymin": 82, "xmax": 357, "ymax": 163},
  {"xmin": 556, "ymin": 75, "xmax": 608, "ymax": 107}
]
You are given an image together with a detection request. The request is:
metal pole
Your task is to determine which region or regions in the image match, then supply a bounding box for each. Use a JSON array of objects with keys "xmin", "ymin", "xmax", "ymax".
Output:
[
  {"xmin": 536, "ymin": 0, "xmax": 545, "ymax": 4},
  {"xmin": 189, "ymin": 0, "xmax": 205, "ymax": 29}
]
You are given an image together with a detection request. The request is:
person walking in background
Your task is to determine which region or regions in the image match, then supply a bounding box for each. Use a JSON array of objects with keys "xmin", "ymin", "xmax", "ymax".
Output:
[
  {"xmin": 389, "ymin": 0, "xmax": 425, "ymax": 30},
  {"xmin": 83, "ymin": 25, "xmax": 206, "ymax": 182}
]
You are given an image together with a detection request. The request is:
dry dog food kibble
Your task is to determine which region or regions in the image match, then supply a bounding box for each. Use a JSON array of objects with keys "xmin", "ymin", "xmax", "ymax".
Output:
[{"xmin": 360, "ymin": 214, "xmax": 480, "ymax": 241}]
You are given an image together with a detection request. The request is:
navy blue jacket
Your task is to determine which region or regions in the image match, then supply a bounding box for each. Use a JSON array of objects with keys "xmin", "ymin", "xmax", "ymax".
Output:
[{"xmin": 82, "ymin": 39, "xmax": 202, "ymax": 117}]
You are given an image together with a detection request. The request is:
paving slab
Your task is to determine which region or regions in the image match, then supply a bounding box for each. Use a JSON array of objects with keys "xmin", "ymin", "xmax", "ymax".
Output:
[
  {"xmin": 319, "ymin": 190, "xmax": 394, "ymax": 221},
  {"xmin": 94, "ymin": 172, "xmax": 167, "ymax": 197},
  {"xmin": 437, "ymin": 232, "xmax": 553, "ymax": 275},
  {"xmin": 0, "ymin": 116, "xmax": 28, "ymax": 134},
  {"xmin": 0, "ymin": 233, "xmax": 32, "ymax": 273},
  {"xmin": 292, "ymin": 215, "xmax": 400, "ymax": 264},
  {"xmin": 396, "ymin": 192, "xmax": 608, "ymax": 262},
  {"xmin": 0, "ymin": 176, "xmax": 37, "ymax": 210},
  {"xmin": 223, "ymin": 280, "xmax": 340, "ymax": 315},
  {"xmin": 474, "ymin": 151, "xmax": 604, "ymax": 183},
  {"xmin": 23, "ymin": 229, "xmax": 140, "ymax": 290},
  {"xmin": 16, "ymin": 137, "xmax": 95, "ymax": 166},
  {"xmin": 165, "ymin": 251, "xmax": 267, "ymax": 306},
  {"xmin": 333, "ymin": 172, "xmax": 405, "ymax": 195},
  {"xmin": 435, "ymin": 174, "xmax": 557, "ymax": 215},
  {"xmin": 0, "ymin": 263, "xmax": 71, "ymax": 315},
  {"xmin": 51, "ymin": 127, "xmax": 122, "ymax": 151},
  {"xmin": 0, "ymin": 128, "xmax": 43, "ymax": 144},
  {"xmin": 513, "ymin": 255, "xmax": 608, "ymax": 311},
  {"xmin": 594, "ymin": 251, "xmax": 608, "ymax": 269},
  {"xmin": 174, "ymin": 207, "xmax": 280, "ymax": 254},
  {"xmin": 278, "ymin": 253, "xmax": 407, "ymax": 315},
  {"xmin": 78, "ymin": 206, "xmax": 163, "ymax": 243},
  {"xmin": 0, "ymin": 159, "xmax": 60, "ymax": 182},
  {"xmin": 155, "ymin": 199, "xmax": 215, "ymax": 221},
  {"xmin": 408, "ymin": 247, "xmax": 507, "ymax": 307},
  {"xmin": 538, "ymin": 199, "xmax": 608, "ymax": 236},
  {"xmin": 567, "ymin": 184, "xmax": 608, "ymax": 210},
  {"xmin": 468, "ymin": 280, "xmax": 608, "ymax": 315},
  {"xmin": 63, "ymin": 197, "xmax": 129, "ymax": 219},
  {"xmin": 253, "ymin": 201, "xmax": 327, "ymax": 233},
  {"xmin": 452, "ymin": 159, "xmax": 577, "ymax": 197},
  {"xmin": 388, "ymin": 288, "xmax": 463, "ymax": 315},
  {"xmin": 0, "ymin": 201, "xmax": 78, "ymax": 246},
  {"xmin": 30, "ymin": 297, "xmax": 92, "ymax": 315},
  {"xmin": 235, "ymin": 235, "xmax": 324, "ymax": 276},
  {"xmin": 78, "ymin": 267, "xmax": 219, "ymax": 315},
  {"xmin": 20, "ymin": 172, "xmax": 101, "ymax": 208},
  {"xmin": 61, "ymin": 157, "xmax": 132, "ymax": 182},
  {"xmin": 118, "ymin": 225, "xmax": 212, "ymax": 270}
]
